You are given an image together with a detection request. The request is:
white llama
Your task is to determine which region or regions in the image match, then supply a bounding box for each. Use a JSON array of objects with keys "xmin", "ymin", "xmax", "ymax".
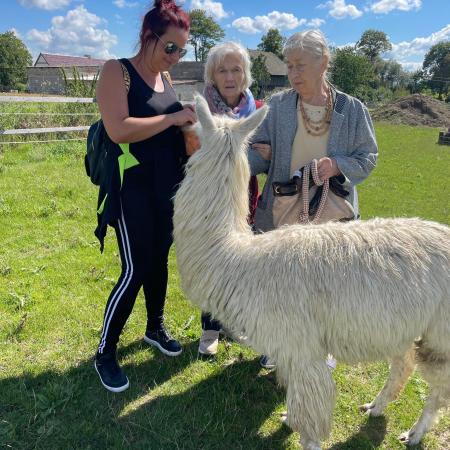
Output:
[{"xmin": 173, "ymin": 96, "xmax": 450, "ymax": 450}]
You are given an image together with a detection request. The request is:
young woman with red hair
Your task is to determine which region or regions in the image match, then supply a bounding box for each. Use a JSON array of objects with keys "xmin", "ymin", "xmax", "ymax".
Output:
[{"xmin": 94, "ymin": 0, "xmax": 196, "ymax": 393}]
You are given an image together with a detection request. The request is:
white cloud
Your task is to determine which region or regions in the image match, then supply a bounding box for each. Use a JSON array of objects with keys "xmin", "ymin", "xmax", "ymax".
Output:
[
  {"xmin": 400, "ymin": 61, "xmax": 422, "ymax": 72},
  {"xmin": 113, "ymin": 0, "xmax": 139, "ymax": 8},
  {"xmin": 307, "ymin": 18, "xmax": 326, "ymax": 27},
  {"xmin": 232, "ymin": 17, "xmax": 258, "ymax": 34},
  {"xmin": 320, "ymin": 0, "xmax": 363, "ymax": 20},
  {"xmin": 10, "ymin": 28, "xmax": 22, "ymax": 39},
  {"xmin": 385, "ymin": 24, "xmax": 450, "ymax": 69},
  {"xmin": 232, "ymin": 11, "xmax": 306, "ymax": 34},
  {"xmin": 370, "ymin": 0, "xmax": 421, "ymax": 14},
  {"xmin": 25, "ymin": 5, "xmax": 117, "ymax": 59},
  {"xmin": 18, "ymin": 0, "xmax": 72, "ymax": 10},
  {"xmin": 190, "ymin": 0, "xmax": 229, "ymax": 20},
  {"xmin": 27, "ymin": 28, "xmax": 52, "ymax": 47},
  {"xmin": 387, "ymin": 24, "xmax": 450, "ymax": 59}
]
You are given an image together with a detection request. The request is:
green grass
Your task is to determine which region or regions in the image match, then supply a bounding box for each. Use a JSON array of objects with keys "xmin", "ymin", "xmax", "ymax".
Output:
[
  {"xmin": 0, "ymin": 123, "xmax": 449, "ymax": 450},
  {"xmin": 0, "ymin": 100, "xmax": 99, "ymax": 145}
]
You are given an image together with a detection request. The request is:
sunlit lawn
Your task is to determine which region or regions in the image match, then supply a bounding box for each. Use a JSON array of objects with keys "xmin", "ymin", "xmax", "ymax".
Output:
[{"xmin": 0, "ymin": 123, "xmax": 449, "ymax": 449}]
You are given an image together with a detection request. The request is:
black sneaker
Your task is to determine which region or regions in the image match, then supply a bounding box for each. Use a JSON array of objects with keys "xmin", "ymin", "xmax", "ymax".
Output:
[
  {"xmin": 144, "ymin": 325, "xmax": 182, "ymax": 356},
  {"xmin": 259, "ymin": 355, "xmax": 276, "ymax": 369},
  {"xmin": 94, "ymin": 352, "xmax": 129, "ymax": 393}
]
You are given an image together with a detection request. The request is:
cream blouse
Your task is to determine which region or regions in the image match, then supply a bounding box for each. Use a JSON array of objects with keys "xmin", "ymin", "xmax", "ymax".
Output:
[{"xmin": 290, "ymin": 103, "xmax": 329, "ymax": 177}]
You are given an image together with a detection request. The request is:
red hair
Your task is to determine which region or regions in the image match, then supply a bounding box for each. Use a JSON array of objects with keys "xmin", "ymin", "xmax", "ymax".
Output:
[{"xmin": 139, "ymin": 0, "xmax": 190, "ymax": 52}]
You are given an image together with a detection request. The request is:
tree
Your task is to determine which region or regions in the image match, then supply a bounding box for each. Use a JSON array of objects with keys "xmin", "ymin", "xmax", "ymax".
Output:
[
  {"xmin": 374, "ymin": 59, "xmax": 408, "ymax": 90},
  {"xmin": 189, "ymin": 10, "xmax": 225, "ymax": 62},
  {"xmin": 257, "ymin": 28, "xmax": 285, "ymax": 60},
  {"xmin": 356, "ymin": 29, "xmax": 392, "ymax": 63},
  {"xmin": 250, "ymin": 54, "xmax": 270, "ymax": 98},
  {"xmin": 407, "ymin": 69, "xmax": 426, "ymax": 94},
  {"xmin": 0, "ymin": 31, "xmax": 32, "ymax": 91},
  {"xmin": 422, "ymin": 41, "xmax": 450, "ymax": 99},
  {"xmin": 330, "ymin": 46, "xmax": 374, "ymax": 98}
]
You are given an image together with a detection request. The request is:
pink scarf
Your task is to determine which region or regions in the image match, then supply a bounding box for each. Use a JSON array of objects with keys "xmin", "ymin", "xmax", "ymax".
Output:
[{"xmin": 203, "ymin": 84, "xmax": 256, "ymax": 119}]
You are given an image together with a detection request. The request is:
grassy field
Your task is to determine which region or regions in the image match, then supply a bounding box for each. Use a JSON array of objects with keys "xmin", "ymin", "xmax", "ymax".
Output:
[{"xmin": 0, "ymin": 122, "xmax": 449, "ymax": 450}]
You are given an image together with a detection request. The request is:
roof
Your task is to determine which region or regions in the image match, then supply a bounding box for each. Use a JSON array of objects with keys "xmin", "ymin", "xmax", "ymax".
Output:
[
  {"xmin": 248, "ymin": 50, "xmax": 286, "ymax": 76},
  {"xmin": 34, "ymin": 53, "xmax": 107, "ymax": 67}
]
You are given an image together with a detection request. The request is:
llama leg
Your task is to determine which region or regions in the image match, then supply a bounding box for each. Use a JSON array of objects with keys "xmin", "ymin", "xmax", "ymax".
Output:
[
  {"xmin": 399, "ymin": 384, "xmax": 449, "ymax": 445},
  {"xmin": 400, "ymin": 346, "xmax": 450, "ymax": 445},
  {"xmin": 361, "ymin": 348, "xmax": 415, "ymax": 416},
  {"xmin": 285, "ymin": 361, "xmax": 335, "ymax": 450}
]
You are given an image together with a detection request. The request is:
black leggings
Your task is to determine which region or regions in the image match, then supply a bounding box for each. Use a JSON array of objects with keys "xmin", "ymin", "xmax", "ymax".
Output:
[
  {"xmin": 201, "ymin": 312, "xmax": 221, "ymax": 331},
  {"xmin": 98, "ymin": 166, "xmax": 174, "ymax": 355}
]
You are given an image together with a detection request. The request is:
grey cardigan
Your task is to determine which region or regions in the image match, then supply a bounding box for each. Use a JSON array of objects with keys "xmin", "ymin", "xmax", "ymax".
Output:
[{"xmin": 248, "ymin": 88, "xmax": 378, "ymax": 231}]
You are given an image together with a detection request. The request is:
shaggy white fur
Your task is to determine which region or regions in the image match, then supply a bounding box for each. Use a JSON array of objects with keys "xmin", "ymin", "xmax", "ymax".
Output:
[{"xmin": 173, "ymin": 96, "xmax": 450, "ymax": 449}]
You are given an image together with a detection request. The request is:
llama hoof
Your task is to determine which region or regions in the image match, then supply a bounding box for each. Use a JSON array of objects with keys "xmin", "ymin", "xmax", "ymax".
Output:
[
  {"xmin": 399, "ymin": 429, "xmax": 422, "ymax": 446},
  {"xmin": 280, "ymin": 411, "xmax": 288, "ymax": 424},
  {"xmin": 360, "ymin": 402, "xmax": 383, "ymax": 417},
  {"xmin": 359, "ymin": 401, "xmax": 384, "ymax": 417},
  {"xmin": 359, "ymin": 402, "xmax": 373, "ymax": 413}
]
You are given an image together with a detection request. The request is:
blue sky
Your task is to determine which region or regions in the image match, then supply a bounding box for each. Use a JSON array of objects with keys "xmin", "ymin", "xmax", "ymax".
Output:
[{"xmin": 3, "ymin": 0, "xmax": 449, "ymax": 71}]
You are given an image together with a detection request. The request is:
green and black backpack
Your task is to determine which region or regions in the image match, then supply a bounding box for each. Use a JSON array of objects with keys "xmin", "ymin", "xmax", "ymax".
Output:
[{"xmin": 85, "ymin": 62, "xmax": 139, "ymax": 213}]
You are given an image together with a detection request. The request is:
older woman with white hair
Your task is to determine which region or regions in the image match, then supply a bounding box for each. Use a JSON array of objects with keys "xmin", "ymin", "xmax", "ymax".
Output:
[
  {"xmin": 249, "ymin": 29, "xmax": 378, "ymax": 369},
  {"xmin": 203, "ymin": 41, "xmax": 255, "ymax": 119},
  {"xmin": 198, "ymin": 41, "xmax": 269, "ymax": 356}
]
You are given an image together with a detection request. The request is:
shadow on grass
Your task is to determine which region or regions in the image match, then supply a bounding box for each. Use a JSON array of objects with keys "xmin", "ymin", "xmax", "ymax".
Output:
[
  {"xmin": 329, "ymin": 415, "xmax": 388, "ymax": 450},
  {"xmin": 1, "ymin": 338, "xmax": 423, "ymax": 449},
  {"xmin": 328, "ymin": 414, "xmax": 426, "ymax": 450},
  {"xmin": 0, "ymin": 339, "xmax": 292, "ymax": 449}
]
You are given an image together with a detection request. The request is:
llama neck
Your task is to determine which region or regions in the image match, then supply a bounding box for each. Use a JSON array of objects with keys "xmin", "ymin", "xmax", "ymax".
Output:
[
  {"xmin": 173, "ymin": 148, "xmax": 252, "ymax": 314},
  {"xmin": 174, "ymin": 148, "xmax": 252, "ymax": 248},
  {"xmin": 172, "ymin": 134, "xmax": 255, "ymax": 324},
  {"xmin": 173, "ymin": 152, "xmax": 253, "ymax": 325}
]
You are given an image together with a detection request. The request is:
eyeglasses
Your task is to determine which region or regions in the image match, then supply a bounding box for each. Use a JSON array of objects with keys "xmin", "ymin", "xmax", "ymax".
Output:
[{"xmin": 153, "ymin": 32, "xmax": 187, "ymax": 58}]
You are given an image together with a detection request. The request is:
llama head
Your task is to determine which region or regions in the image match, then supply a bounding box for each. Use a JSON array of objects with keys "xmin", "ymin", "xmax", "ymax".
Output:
[{"xmin": 191, "ymin": 94, "xmax": 268, "ymax": 161}]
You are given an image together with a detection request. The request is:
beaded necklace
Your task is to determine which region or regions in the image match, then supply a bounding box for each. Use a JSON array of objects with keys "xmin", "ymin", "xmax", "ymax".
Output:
[{"xmin": 298, "ymin": 84, "xmax": 333, "ymax": 136}]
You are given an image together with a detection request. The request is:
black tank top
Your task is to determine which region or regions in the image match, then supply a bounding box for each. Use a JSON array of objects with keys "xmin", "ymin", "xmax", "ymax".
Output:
[{"xmin": 119, "ymin": 58, "xmax": 186, "ymax": 208}]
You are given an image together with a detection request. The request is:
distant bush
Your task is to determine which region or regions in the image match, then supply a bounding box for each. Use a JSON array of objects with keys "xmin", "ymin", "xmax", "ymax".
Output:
[
  {"xmin": 61, "ymin": 67, "xmax": 99, "ymax": 98},
  {"xmin": 391, "ymin": 88, "xmax": 410, "ymax": 100}
]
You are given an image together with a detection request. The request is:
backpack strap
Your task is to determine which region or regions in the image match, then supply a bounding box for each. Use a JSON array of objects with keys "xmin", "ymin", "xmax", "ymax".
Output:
[
  {"xmin": 116, "ymin": 60, "xmax": 138, "ymax": 182},
  {"xmin": 162, "ymin": 71, "xmax": 172, "ymax": 86},
  {"xmin": 120, "ymin": 62, "xmax": 131, "ymax": 93}
]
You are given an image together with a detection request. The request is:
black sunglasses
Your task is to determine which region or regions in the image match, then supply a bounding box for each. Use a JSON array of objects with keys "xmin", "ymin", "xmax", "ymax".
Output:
[{"xmin": 154, "ymin": 32, "xmax": 187, "ymax": 58}]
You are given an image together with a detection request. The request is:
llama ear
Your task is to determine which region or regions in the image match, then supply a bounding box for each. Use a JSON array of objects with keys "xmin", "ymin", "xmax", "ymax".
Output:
[
  {"xmin": 195, "ymin": 94, "xmax": 217, "ymax": 131},
  {"xmin": 235, "ymin": 105, "xmax": 268, "ymax": 140}
]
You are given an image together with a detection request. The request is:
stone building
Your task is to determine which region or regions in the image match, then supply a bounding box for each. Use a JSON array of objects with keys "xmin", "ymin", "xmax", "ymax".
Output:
[
  {"xmin": 169, "ymin": 61, "xmax": 205, "ymax": 102},
  {"xmin": 27, "ymin": 53, "xmax": 106, "ymax": 94},
  {"xmin": 26, "ymin": 51, "xmax": 287, "ymax": 99}
]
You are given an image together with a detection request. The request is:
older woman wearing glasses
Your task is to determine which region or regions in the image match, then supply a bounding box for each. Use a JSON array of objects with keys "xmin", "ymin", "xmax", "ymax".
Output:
[
  {"xmin": 249, "ymin": 30, "xmax": 378, "ymax": 369},
  {"xmin": 93, "ymin": 0, "xmax": 196, "ymax": 393}
]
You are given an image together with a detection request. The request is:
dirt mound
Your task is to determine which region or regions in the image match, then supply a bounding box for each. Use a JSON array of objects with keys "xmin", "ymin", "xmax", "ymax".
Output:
[{"xmin": 371, "ymin": 94, "xmax": 450, "ymax": 127}]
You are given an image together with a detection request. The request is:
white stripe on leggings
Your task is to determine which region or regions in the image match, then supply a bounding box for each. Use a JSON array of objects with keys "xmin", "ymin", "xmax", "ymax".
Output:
[{"xmin": 98, "ymin": 207, "xmax": 134, "ymax": 354}]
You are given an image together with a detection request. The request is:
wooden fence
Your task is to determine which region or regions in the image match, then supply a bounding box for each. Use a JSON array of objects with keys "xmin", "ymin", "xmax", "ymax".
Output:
[{"xmin": 0, "ymin": 95, "xmax": 96, "ymax": 145}]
